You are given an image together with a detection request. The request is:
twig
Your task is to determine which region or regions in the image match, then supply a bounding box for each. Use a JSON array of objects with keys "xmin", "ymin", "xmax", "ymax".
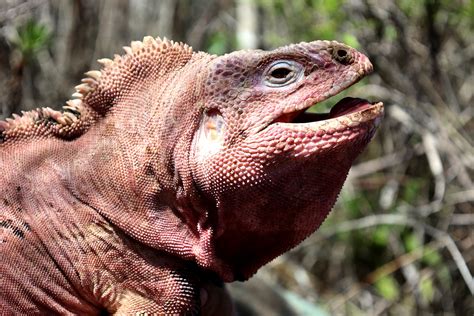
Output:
[
  {"xmin": 422, "ymin": 132, "xmax": 445, "ymax": 214},
  {"xmin": 450, "ymin": 214, "xmax": 474, "ymax": 226},
  {"xmin": 446, "ymin": 189, "xmax": 474, "ymax": 205},
  {"xmin": 349, "ymin": 151, "xmax": 408, "ymax": 178},
  {"xmin": 329, "ymin": 240, "xmax": 444, "ymax": 311},
  {"xmin": 307, "ymin": 214, "xmax": 474, "ymax": 295}
]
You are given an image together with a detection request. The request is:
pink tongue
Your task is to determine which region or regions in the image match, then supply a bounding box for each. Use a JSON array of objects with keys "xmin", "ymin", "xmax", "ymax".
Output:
[{"xmin": 330, "ymin": 97, "xmax": 371, "ymax": 118}]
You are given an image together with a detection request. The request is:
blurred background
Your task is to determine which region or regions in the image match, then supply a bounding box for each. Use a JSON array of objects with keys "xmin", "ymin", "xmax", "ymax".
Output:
[{"xmin": 0, "ymin": 0, "xmax": 472, "ymax": 315}]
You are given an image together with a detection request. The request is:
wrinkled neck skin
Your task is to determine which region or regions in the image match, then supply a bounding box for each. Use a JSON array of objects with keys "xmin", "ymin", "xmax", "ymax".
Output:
[
  {"xmin": 189, "ymin": 126, "xmax": 376, "ymax": 281},
  {"xmin": 61, "ymin": 55, "xmax": 218, "ymax": 270}
]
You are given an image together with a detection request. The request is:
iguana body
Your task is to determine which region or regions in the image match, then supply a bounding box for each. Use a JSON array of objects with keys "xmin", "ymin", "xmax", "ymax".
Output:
[{"xmin": 0, "ymin": 37, "xmax": 383, "ymax": 314}]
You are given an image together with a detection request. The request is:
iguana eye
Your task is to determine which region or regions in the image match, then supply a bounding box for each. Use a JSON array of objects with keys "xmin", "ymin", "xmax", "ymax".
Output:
[{"xmin": 264, "ymin": 61, "xmax": 302, "ymax": 87}]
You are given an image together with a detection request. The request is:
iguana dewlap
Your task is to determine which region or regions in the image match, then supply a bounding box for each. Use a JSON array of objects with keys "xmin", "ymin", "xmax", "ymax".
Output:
[{"xmin": 0, "ymin": 36, "xmax": 383, "ymax": 314}]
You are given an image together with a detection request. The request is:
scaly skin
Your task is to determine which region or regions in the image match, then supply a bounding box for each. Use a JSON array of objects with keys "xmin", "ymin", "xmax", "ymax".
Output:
[{"xmin": 0, "ymin": 37, "xmax": 383, "ymax": 314}]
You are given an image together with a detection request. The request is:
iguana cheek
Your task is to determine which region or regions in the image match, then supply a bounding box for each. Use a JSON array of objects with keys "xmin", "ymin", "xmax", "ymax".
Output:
[{"xmin": 194, "ymin": 110, "xmax": 226, "ymax": 162}]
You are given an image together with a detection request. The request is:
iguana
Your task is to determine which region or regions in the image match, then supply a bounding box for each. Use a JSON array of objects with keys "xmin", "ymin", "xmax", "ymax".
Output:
[{"xmin": 0, "ymin": 36, "xmax": 383, "ymax": 314}]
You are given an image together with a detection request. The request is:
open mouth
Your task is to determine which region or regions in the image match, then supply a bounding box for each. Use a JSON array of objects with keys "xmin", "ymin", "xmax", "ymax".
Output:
[{"xmin": 273, "ymin": 97, "xmax": 382, "ymax": 125}]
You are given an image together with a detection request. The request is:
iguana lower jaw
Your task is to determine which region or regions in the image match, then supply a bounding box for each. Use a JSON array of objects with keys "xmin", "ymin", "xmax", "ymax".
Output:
[{"xmin": 259, "ymin": 97, "xmax": 384, "ymax": 158}]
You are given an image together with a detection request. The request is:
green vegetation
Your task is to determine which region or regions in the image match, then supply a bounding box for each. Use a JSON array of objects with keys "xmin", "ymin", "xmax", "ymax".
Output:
[{"xmin": 12, "ymin": 20, "xmax": 50, "ymax": 62}]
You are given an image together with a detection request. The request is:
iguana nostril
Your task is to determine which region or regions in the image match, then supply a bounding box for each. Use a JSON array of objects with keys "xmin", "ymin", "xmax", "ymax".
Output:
[
  {"xmin": 337, "ymin": 49, "xmax": 347, "ymax": 58},
  {"xmin": 332, "ymin": 46, "xmax": 352, "ymax": 65}
]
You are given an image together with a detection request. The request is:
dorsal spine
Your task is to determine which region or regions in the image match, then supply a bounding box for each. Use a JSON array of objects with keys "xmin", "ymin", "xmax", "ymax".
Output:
[{"xmin": 0, "ymin": 36, "xmax": 193, "ymax": 145}]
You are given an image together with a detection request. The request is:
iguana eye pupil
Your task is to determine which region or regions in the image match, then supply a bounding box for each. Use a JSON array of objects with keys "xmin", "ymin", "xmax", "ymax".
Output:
[
  {"xmin": 270, "ymin": 67, "xmax": 291, "ymax": 79},
  {"xmin": 264, "ymin": 61, "xmax": 302, "ymax": 87}
]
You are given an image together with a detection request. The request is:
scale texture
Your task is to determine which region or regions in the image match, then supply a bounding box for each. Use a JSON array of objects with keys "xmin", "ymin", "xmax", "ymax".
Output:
[{"xmin": 0, "ymin": 36, "xmax": 383, "ymax": 314}]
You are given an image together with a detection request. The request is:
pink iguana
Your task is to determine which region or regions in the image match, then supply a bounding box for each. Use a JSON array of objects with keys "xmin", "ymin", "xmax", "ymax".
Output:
[{"xmin": 0, "ymin": 36, "xmax": 383, "ymax": 314}]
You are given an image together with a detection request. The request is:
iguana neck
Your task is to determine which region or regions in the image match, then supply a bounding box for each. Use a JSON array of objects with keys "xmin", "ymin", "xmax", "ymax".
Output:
[{"xmin": 59, "ymin": 57, "xmax": 214, "ymax": 263}]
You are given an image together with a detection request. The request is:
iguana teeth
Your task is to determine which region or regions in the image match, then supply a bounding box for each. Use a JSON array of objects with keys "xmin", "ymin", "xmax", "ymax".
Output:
[{"xmin": 85, "ymin": 70, "xmax": 101, "ymax": 80}]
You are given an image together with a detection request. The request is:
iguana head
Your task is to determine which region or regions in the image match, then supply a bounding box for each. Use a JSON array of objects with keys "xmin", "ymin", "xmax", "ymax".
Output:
[{"xmin": 190, "ymin": 41, "xmax": 383, "ymax": 281}]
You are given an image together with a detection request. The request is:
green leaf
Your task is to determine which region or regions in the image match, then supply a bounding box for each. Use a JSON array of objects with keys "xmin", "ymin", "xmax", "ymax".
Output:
[
  {"xmin": 384, "ymin": 25, "xmax": 398, "ymax": 42},
  {"xmin": 403, "ymin": 233, "xmax": 420, "ymax": 252},
  {"xmin": 373, "ymin": 226, "xmax": 390, "ymax": 246},
  {"xmin": 207, "ymin": 32, "xmax": 229, "ymax": 55},
  {"xmin": 13, "ymin": 20, "xmax": 50, "ymax": 60},
  {"xmin": 342, "ymin": 33, "xmax": 360, "ymax": 48},
  {"xmin": 340, "ymin": 194, "xmax": 363, "ymax": 218},
  {"xmin": 436, "ymin": 265, "xmax": 451, "ymax": 286},
  {"xmin": 402, "ymin": 178, "xmax": 423, "ymax": 203},
  {"xmin": 422, "ymin": 246, "xmax": 442, "ymax": 266},
  {"xmin": 375, "ymin": 275, "xmax": 399, "ymax": 301},
  {"xmin": 420, "ymin": 277, "xmax": 435, "ymax": 303}
]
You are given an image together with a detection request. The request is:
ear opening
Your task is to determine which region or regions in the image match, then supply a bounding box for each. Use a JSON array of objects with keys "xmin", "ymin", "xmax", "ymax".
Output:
[{"xmin": 194, "ymin": 109, "xmax": 226, "ymax": 162}]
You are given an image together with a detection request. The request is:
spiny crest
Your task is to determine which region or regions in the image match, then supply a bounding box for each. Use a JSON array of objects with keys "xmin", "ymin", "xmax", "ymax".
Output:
[{"xmin": 0, "ymin": 36, "xmax": 194, "ymax": 145}]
